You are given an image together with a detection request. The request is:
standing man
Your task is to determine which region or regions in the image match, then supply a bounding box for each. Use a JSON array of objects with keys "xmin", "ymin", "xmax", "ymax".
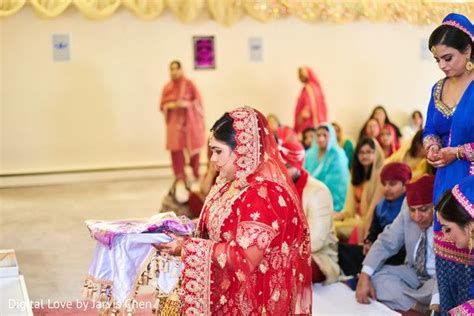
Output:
[{"xmin": 160, "ymin": 60, "xmax": 205, "ymax": 187}]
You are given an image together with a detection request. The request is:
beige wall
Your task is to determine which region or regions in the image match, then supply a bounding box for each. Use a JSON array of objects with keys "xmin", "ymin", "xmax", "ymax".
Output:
[{"xmin": 0, "ymin": 7, "xmax": 445, "ymax": 175}]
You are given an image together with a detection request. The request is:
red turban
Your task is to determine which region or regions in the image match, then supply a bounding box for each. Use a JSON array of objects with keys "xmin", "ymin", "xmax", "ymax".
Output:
[
  {"xmin": 380, "ymin": 162, "xmax": 412, "ymax": 184},
  {"xmin": 280, "ymin": 141, "xmax": 305, "ymax": 170},
  {"xmin": 405, "ymin": 175, "xmax": 435, "ymax": 207}
]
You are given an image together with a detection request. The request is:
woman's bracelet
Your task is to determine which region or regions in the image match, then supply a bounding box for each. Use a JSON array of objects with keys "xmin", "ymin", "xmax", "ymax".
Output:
[{"xmin": 456, "ymin": 145, "xmax": 465, "ymax": 160}]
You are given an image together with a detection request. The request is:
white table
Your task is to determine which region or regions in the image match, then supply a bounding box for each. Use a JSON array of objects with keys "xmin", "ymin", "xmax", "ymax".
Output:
[{"xmin": 0, "ymin": 275, "xmax": 33, "ymax": 316}]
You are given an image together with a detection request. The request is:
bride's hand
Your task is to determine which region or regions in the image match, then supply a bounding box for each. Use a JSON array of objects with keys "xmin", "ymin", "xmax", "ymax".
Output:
[{"xmin": 153, "ymin": 233, "xmax": 186, "ymax": 257}]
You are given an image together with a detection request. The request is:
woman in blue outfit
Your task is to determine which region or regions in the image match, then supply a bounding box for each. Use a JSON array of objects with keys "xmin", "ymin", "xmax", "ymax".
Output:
[
  {"xmin": 436, "ymin": 176, "xmax": 473, "ymax": 315},
  {"xmin": 423, "ymin": 13, "xmax": 474, "ymax": 314},
  {"xmin": 304, "ymin": 122, "xmax": 349, "ymax": 212}
]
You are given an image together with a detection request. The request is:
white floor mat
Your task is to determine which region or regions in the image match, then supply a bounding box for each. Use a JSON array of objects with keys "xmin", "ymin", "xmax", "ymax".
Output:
[{"xmin": 312, "ymin": 282, "xmax": 401, "ymax": 315}]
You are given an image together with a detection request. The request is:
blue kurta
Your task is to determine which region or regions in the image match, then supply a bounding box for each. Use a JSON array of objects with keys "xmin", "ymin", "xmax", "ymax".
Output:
[{"xmin": 423, "ymin": 78, "xmax": 474, "ymax": 314}]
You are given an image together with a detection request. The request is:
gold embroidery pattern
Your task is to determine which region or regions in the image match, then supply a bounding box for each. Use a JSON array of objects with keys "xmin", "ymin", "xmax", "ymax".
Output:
[
  {"xmin": 250, "ymin": 211, "xmax": 261, "ymax": 221},
  {"xmin": 205, "ymin": 179, "xmax": 248, "ymax": 242},
  {"xmin": 230, "ymin": 107, "xmax": 260, "ymax": 188},
  {"xmin": 462, "ymin": 143, "xmax": 474, "ymax": 162},
  {"xmin": 236, "ymin": 221, "xmax": 277, "ymax": 250},
  {"xmin": 181, "ymin": 238, "xmax": 215, "ymax": 316},
  {"xmin": 452, "ymin": 184, "xmax": 474, "ymax": 219},
  {"xmin": 217, "ymin": 253, "xmax": 227, "ymax": 269},
  {"xmin": 195, "ymin": 177, "xmax": 228, "ymax": 238},
  {"xmin": 259, "ymin": 260, "xmax": 269, "ymax": 274},
  {"xmin": 434, "ymin": 78, "xmax": 457, "ymax": 118},
  {"xmin": 434, "ymin": 232, "xmax": 473, "ymax": 266},
  {"xmin": 448, "ymin": 299, "xmax": 474, "ymax": 316}
]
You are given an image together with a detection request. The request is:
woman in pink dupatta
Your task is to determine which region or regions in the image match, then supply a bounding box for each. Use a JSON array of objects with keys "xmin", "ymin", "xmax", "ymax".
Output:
[
  {"xmin": 294, "ymin": 67, "xmax": 328, "ymax": 135},
  {"xmin": 160, "ymin": 60, "xmax": 206, "ymax": 181},
  {"xmin": 156, "ymin": 106, "xmax": 312, "ymax": 315}
]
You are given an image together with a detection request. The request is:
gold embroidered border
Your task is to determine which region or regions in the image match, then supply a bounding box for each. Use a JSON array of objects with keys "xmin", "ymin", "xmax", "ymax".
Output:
[
  {"xmin": 433, "ymin": 78, "xmax": 457, "ymax": 118},
  {"xmin": 236, "ymin": 221, "xmax": 277, "ymax": 250},
  {"xmin": 448, "ymin": 299, "xmax": 474, "ymax": 316},
  {"xmin": 181, "ymin": 238, "xmax": 215, "ymax": 316},
  {"xmin": 462, "ymin": 143, "xmax": 474, "ymax": 162},
  {"xmin": 434, "ymin": 238, "xmax": 473, "ymax": 266}
]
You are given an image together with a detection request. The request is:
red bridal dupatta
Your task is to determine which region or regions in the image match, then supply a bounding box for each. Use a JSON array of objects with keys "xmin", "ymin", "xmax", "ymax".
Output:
[
  {"xmin": 181, "ymin": 107, "xmax": 312, "ymax": 315},
  {"xmin": 294, "ymin": 67, "xmax": 328, "ymax": 134}
]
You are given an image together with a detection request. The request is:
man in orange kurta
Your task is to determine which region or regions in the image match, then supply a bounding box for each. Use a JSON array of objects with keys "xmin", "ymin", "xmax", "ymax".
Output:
[{"xmin": 160, "ymin": 61, "xmax": 205, "ymax": 182}]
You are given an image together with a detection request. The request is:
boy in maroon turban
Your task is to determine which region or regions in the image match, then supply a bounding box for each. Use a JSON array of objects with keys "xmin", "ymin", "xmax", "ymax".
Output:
[{"xmin": 363, "ymin": 162, "xmax": 412, "ymax": 260}]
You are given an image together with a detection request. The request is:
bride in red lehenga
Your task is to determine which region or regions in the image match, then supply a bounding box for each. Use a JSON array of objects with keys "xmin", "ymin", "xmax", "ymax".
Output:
[{"xmin": 156, "ymin": 106, "xmax": 312, "ymax": 315}]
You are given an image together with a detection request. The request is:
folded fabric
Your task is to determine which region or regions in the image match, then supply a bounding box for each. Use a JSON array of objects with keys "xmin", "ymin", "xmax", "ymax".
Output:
[
  {"xmin": 86, "ymin": 212, "xmax": 195, "ymax": 248},
  {"xmin": 83, "ymin": 212, "xmax": 193, "ymax": 314}
]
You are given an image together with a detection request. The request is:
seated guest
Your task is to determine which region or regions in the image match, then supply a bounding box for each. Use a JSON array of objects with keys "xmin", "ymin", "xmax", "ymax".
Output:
[
  {"xmin": 281, "ymin": 140, "xmax": 340, "ymax": 284},
  {"xmin": 370, "ymin": 105, "xmax": 402, "ymax": 141},
  {"xmin": 338, "ymin": 162, "xmax": 410, "ymax": 276},
  {"xmin": 377, "ymin": 124, "xmax": 400, "ymax": 158},
  {"xmin": 385, "ymin": 129, "xmax": 434, "ymax": 181},
  {"xmin": 358, "ymin": 118, "xmax": 381, "ymax": 141},
  {"xmin": 435, "ymin": 176, "xmax": 474, "ymax": 315},
  {"xmin": 304, "ymin": 123, "xmax": 349, "ymax": 212},
  {"xmin": 401, "ymin": 110, "xmax": 423, "ymax": 144},
  {"xmin": 335, "ymin": 137, "xmax": 384, "ymax": 242},
  {"xmin": 302, "ymin": 127, "xmax": 316, "ymax": 150},
  {"xmin": 356, "ymin": 175, "xmax": 439, "ymax": 314},
  {"xmin": 267, "ymin": 113, "xmax": 281, "ymax": 133},
  {"xmin": 363, "ymin": 162, "xmax": 412, "ymax": 264},
  {"xmin": 332, "ymin": 121, "xmax": 354, "ymax": 168},
  {"xmin": 267, "ymin": 113, "xmax": 297, "ymax": 144}
]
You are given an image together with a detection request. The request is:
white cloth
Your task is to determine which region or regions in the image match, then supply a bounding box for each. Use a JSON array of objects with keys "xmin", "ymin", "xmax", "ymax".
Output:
[
  {"xmin": 302, "ymin": 176, "xmax": 340, "ymax": 284},
  {"xmin": 87, "ymin": 233, "xmax": 171, "ymax": 305},
  {"xmin": 312, "ymin": 283, "xmax": 400, "ymax": 315}
]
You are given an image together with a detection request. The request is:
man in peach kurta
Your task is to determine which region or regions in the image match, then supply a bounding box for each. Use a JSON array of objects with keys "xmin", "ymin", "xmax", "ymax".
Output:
[{"xmin": 160, "ymin": 61, "xmax": 205, "ymax": 182}]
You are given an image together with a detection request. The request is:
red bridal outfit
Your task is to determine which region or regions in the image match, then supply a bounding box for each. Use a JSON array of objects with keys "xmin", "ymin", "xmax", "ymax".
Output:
[{"xmin": 180, "ymin": 107, "xmax": 312, "ymax": 315}]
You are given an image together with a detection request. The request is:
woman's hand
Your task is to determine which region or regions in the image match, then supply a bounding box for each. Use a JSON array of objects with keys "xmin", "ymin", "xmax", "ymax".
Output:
[
  {"xmin": 300, "ymin": 108, "xmax": 311, "ymax": 120},
  {"xmin": 164, "ymin": 101, "xmax": 178, "ymax": 111},
  {"xmin": 153, "ymin": 233, "xmax": 186, "ymax": 257},
  {"xmin": 426, "ymin": 145, "xmax": 440, "ymax": 166},
  {"xmin": 429, "ymin": 147, "xmax": 457, "ymax": 168},
  {"xmin": 176, "ymin": 100, "xmax": 190, "ymax": 108}
]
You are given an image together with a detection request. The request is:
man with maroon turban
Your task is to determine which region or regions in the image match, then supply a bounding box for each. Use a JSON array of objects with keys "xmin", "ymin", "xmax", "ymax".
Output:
[
  {"xmin": 356, "ymin": 175, "xmax": 439, "ymax": 314},
  {"xmin": 280, "ymin": 140, "xmax": 340, "ymax": 284}
]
